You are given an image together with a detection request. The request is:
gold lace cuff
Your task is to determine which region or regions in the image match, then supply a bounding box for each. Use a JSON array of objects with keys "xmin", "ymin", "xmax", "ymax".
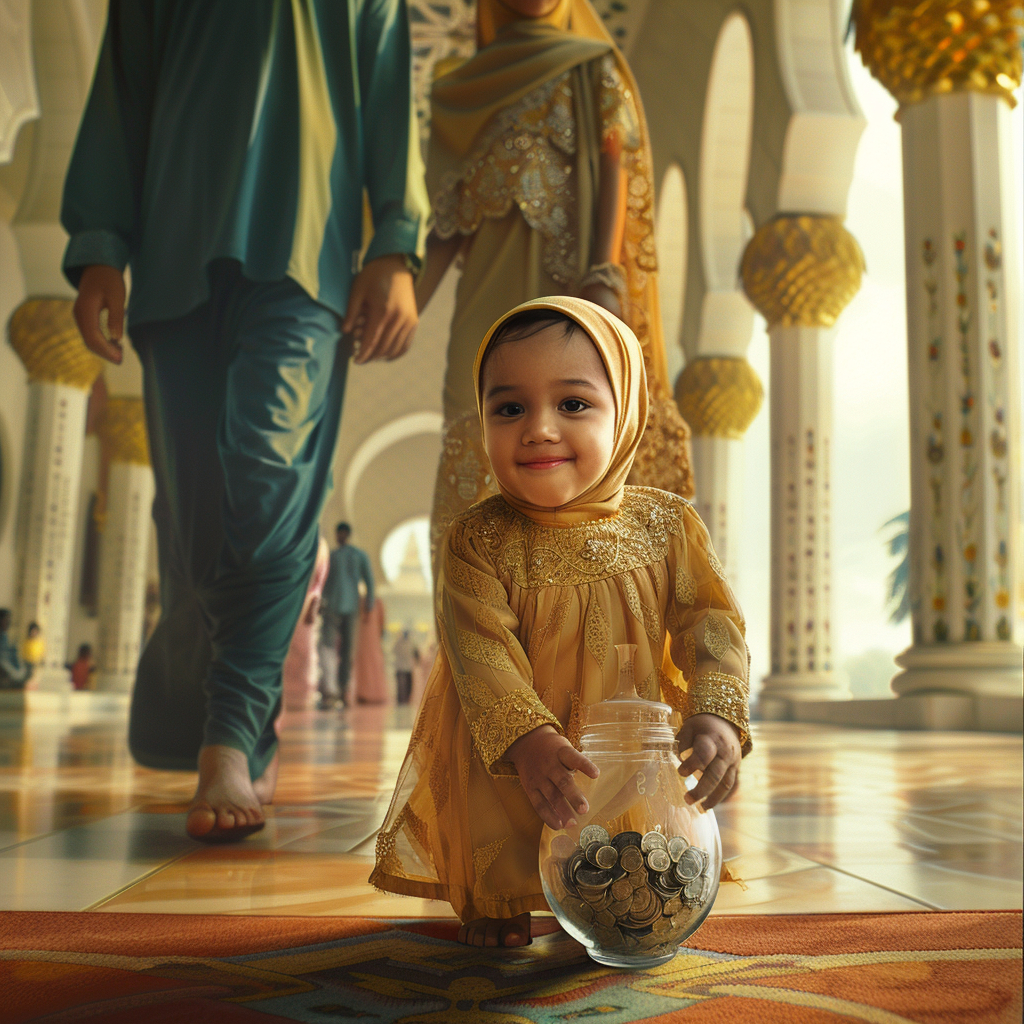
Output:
[
  {"xmin": 475, "ymin": 689, "xmax": 563, "ymax": 775},
  {"xmin": 682, "ymin": 672, "xmax": 751, "ymax": 756}
]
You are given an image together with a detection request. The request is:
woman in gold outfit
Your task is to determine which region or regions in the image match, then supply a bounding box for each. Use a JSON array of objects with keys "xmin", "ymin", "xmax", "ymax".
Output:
[{"xmin": 417, "ymin": 0, "xmax": 693, "ymax": 562}]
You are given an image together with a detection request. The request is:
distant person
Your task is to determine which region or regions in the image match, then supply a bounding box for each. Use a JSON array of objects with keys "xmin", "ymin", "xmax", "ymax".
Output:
[
  {"xmin": 392, "ymin": 629, "xmax": 416, "ymax": 705},
  {"xmin": 353, "ymin": 595, "xmax": 388, "ymax": 704},
  {"xmin": 21, "ymin": 623, "xmax": 45, "ymax": 679},
  {"xmin": 68, "ymin": 644, "xmax": 96, "ymax": 691},
  {"xmin": 0, "ymin": 610, "xmax": 31, "ymax": 690},
  {"xmin": 319, "ymin": 523, "xmax": 375, "ymax": 709}
]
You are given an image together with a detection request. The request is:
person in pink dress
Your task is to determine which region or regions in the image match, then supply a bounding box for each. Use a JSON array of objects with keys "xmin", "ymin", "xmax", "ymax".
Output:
[
  {"xmin": 282, "ymin": 537, "xmax": 331, "ymax": 712},
  {"xmin": 352, "ymin": 596, "xmax": 388, "ymax": 704}
]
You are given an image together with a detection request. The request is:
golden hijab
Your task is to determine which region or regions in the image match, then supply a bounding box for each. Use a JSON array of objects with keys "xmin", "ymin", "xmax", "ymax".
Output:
[{"xmin": 472, "ymin": 295, "xmax": 648, "ymax": 526}]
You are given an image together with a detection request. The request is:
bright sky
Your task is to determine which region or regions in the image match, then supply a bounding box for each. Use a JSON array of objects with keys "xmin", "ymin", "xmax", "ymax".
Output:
[{"xmin": 734, "ymin": 41, "xmax": 1024, "ymax": 694}]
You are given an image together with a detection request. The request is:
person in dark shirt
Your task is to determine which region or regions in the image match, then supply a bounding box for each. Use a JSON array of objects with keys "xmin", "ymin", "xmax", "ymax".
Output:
[{"xmin": 62, "ymin": 0, "xmax": 429, "ymax": 841}]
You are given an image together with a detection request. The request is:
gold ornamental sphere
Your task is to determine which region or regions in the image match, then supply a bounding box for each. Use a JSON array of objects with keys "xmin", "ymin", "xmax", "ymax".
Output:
[
  {"xmin": 674, "ymin": 357, "xmax": 764, "ymax": 440},
  {"xmin": 740, "ymin": 216, "xmax": 865, "ymax": 329},
  {"xmin": 8, "ymin": 298, "xmax": 103, "ymax": 390},
  {"xmin": 854, "ymin": 0, "xmax": 1024, "ymax": 108}
]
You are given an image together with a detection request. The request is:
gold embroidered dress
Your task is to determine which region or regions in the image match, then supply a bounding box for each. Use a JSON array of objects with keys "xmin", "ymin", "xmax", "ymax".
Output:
[
  {"xmin": 426, "ymin": 0, "xmax": 693, "ymax": 562},
  {"xmin": 371, "ymin": 298, "xmax": 748, "ymax": 923}
]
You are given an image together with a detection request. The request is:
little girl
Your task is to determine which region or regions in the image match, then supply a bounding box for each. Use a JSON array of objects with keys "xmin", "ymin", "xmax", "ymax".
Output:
[{"xmin": 371, "ymin": 296, "xmax": 750, "ymax": 947}]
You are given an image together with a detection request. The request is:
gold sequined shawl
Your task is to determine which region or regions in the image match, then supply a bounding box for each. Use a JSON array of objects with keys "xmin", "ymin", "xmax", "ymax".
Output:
[{"xmin": 429, "ymin": 0, "xmax": 693, "ymax": 498}]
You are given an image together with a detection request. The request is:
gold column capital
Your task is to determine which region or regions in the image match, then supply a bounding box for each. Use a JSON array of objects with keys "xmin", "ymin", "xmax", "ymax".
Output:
[
  {"xmin": 674, "ymin": 357, "xmax": 764, "ymax": 439},
  {"xmin": 740, "ymin": 215, "xmax": 865, "ymax": 329},
  {"xmin": 7, "ymin": 298, "xmax": 103, "ymax": 390},
  {"xmin": 98, "ymin": 397, "xmax": 150, "ymax": 466},
  {"xmin": 854, "ymin": 0, "xmax": 1023, "ymax": 108}
]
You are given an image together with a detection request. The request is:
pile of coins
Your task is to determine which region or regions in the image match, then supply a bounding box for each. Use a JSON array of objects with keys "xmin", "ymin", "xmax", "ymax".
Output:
[{"xmin": 545, "ymin": 825, "xmax": 713, "ymax": 952}]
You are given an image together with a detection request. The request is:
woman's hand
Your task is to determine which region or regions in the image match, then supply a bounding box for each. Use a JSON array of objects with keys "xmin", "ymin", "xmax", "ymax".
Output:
[
  {"xmin": 676, "ymin": 713, "xmax": 742, "ymax": 809},
  {"xmin": 507, "ymin": 724, "xmax": 600, "ymax": 830},
  {"xmin": 578, "ymin": 281, "xmax": 622, "ymax": 318}
]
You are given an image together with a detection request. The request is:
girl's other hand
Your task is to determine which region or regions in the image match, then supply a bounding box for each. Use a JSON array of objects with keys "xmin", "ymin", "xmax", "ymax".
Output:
[
  {"xmin": 507, "ymin": 724, "xmax": 599, "ymax": 830},
  {"xmin": 676, "ymin": 713, "xmax": 742, "ymax": 809}
]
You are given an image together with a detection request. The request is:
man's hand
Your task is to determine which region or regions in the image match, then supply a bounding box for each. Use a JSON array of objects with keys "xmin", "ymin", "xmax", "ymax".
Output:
[
  {"xmin": 507, "ymin": 724, "xmax": 599, "ymax": 830},
  {"xmin": 74, "ymin": 265, "xmax": 126, "ymax": 364},
  {"xmin": 676, "ymin": 713, "xmax": 742, "ymax": 810},
  {"xmin": 343, "ymin": 254, "xmax": 418, "ymax": 364}
]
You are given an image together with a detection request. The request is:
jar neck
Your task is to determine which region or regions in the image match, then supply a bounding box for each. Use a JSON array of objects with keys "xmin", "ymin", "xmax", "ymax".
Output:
[{"xmin": 580, "ymin": 724, "xmax": 678, "ymax": 756}]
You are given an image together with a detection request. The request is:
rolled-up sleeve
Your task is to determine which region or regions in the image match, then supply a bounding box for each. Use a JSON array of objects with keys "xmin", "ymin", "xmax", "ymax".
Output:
[
  {"xmin": 356, "ymin": 0, "xmax": 429, "ymax": 266},
  {"xmin": 61, "ymin": 0, "xmax": 157, "ymax": 287}
]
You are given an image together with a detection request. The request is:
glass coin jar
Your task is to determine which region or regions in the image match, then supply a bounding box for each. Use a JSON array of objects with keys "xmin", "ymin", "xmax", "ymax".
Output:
[{"xmin": 539, "ymin": 645, "xmax": 722, "ymax": 969}]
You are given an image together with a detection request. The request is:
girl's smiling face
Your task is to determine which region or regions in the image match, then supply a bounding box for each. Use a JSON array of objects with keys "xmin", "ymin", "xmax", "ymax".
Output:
[{"xmin": 481, "ymin": 325, "xmax": 617, "ymax": 509}]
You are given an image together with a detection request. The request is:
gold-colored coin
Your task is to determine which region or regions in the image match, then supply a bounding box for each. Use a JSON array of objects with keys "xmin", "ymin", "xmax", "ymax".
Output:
[
  {"xmin": 593, "ymin": 924, "xmax": 623, "ymax": 948},
  {"xmin": 619, "ymin": 847, "xmax": 644, "ymax": 873},
  {"xmin": 610, "ymin": 879, "xmax": 633, "ymax": 902},
  {"xmin": 585, "ymin": 841, "xmax": 605, "ymax": 866},
  {"xmin": 663, "ymin": 896, "xmax": 683, "ymax": 916},
  {"xmin": 595, "ymin": 845, "xmax": 619, "ymax": 870},
  {"xmin": 595, "ymin": 908, "xmax": 617, "ymax": 928},
  {"xmin": 653, "ymin": 917, "xmax": 672, "ymax": 934},
  {"xmin": 627, "ymin": 869, "xmax": 648, "ymax": 889},
  {"xmin": 609, "ymin": 897, "xmax": 633, "ymax": 916}
]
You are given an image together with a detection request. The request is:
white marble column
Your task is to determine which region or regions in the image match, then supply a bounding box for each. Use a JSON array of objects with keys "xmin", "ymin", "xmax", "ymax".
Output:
[
  {"xmin": 95, "ymin": 398, "xmax": 153, "ymax": 692},
  {"xmin": 674, "ymin": 303, "xmax": 763, "ymax": 581},
  {"xmin": 741, "ymin": 215, "xmax": 864, "ymax": 705},
  {"xmin": 7, "ymin": 299, "xmax": 101, "ymax": 690},
  {"xmin": 856, "ymin": 2, "xmax": 1023, "ymax": 699}
]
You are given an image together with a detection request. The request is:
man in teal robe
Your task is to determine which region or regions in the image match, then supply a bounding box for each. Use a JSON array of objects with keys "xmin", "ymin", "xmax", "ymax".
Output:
[{"xmin": 61, "ymin": 0, "xmax": 429, "ymax": 840}]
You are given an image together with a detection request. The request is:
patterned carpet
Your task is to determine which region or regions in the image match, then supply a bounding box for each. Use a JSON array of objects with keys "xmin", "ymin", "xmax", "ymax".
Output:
[{"xmin": 1, "ymin": 911, "xmax": 1020, "ymax": 1023}]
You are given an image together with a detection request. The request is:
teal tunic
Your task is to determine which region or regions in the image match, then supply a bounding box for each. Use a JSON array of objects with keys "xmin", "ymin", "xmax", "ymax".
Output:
[
  {"xmin": 61, "ymin": 0, "xmax": 429, "ymax": 325},
  {"xmin": 323, "ymin": 545, "xmax": 375, "ymax": 615}
]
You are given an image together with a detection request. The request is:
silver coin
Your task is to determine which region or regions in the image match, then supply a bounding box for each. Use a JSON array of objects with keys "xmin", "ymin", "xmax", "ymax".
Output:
[
  {"xmin": 684, "ymin": 876, "xmax": 704, "ymax": 900},
  {"xmin": 674, "ymin": 847, "xmax": 703, "ymax": 882},
  {"xmin": 641, "ymin": 830, "xmax": 669, "ymax": 853},
  {"xmin": 646, "ymin": 848, "xmax": 672, "ymax": 873},
  {"xmin": 580, "ymin": 824, "xmax": 610, "ymax": 849},
  {"xmin": 667, "ymin": 836, "xmax": 690, "ymax": 862}
]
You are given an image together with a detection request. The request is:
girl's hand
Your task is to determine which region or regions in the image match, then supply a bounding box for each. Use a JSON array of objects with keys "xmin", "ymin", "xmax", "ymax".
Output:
[
  {"xmin": 676, "ymin": 713, "xmax": 742, "ymax": 809},
  {"xmin": 507, "ymin": 724, "xmax": 600, "ymax": 830}
]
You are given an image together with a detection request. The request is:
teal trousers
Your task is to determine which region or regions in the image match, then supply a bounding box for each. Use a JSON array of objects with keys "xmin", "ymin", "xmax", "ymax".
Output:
[{"xmin": 129, "ymin": 263, "xmax": 348, "ymax": 780}]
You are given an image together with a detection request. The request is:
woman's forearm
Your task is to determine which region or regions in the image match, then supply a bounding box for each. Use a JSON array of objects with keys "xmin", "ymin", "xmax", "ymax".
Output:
[
  {"xmin": 593, "ymin": 148, "xmax": 626, "ymax": 267},
  {"xmin": 416, "ymin": 231, "xmax": 465, "ymax": 311}
]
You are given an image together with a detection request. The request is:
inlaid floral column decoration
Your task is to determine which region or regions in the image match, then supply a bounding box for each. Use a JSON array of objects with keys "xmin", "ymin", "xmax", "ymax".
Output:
[
  {"xmin": 94, "ymin": 397, "xmax": 153, "ymax": 693},
  {"xmin": 675, "ymin": 357, "xmax": 763, "ymax": 581},
  {"xmin": 856, "ymin": 0, "xmax": 1023, "ymax": 697},
  {"xmin": 740, "ymin": 215, "xmax": 865, "ymax": 706},
  {"xmin": 8, "ymin": 299, "xmax": 102, "ymax": 688}
]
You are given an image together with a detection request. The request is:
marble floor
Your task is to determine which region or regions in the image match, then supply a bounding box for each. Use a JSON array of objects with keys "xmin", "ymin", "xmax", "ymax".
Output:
[{"xmin": 0, "ymin": 701, "xmax": 1020, "ymax": 917}]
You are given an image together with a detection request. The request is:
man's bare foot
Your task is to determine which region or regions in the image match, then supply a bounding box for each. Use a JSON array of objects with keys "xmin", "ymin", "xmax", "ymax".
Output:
[
  {"xmin": 457, "ymin": 912, "xmax": 531, "ymax": 947},
  {"xmin": 186, "ymin": 745, "xmax": 266, "ymax": 842},
  {"xmin": 252, "ymin": 749, "xmax": 279, "ymax": 804}
]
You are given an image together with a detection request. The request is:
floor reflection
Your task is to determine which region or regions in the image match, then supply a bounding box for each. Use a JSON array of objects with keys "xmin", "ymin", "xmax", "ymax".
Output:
[{"xmin": 0, "ymin": 704, "xmax": 1019, "ymax": 915}]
